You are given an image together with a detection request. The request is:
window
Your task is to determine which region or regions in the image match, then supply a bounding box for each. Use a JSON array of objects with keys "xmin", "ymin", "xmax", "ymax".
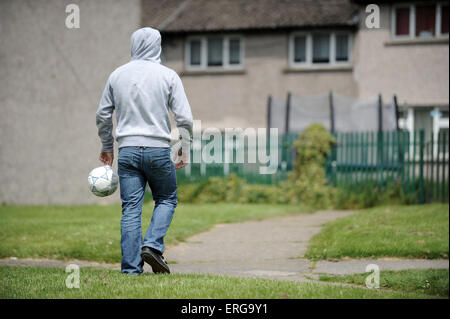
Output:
[
  {"xmin": 395, "ymin": 7, "xmax": 410, "ymax": 35},
  {"xmin": 441, "ymin": 5, "xmax": 449, "ymax": 34},
  {"xmin": 416, "ymin": 4, "xmax": 436, "ymax": 37},
  {"xmin": 290, "ymin": 32, "xmax": 352, "ymax": 67},
  {"xmin": 335, "ymin": 34, "xmax": 349, "ymax": 61},
  {"xmin": 312, "ymin": 34, "xmax": 330, "ymax": 63},
  {"xmin": 293, "ymin": 36, "xmax": 306, "ymax": 62},
  {"xmin": 229, "ymin": 38, "xmax": 241, "ymax": 64},
  {"xmin": 189, "ymin": 40, "xmax": 201, "ymax": 65},
  {"xmin": 207, "ymin": 38, "xmax": 223, "ymax": 66},
  {"xmin": 185, "ymin": 36, "xmax": 243, "ymax": 70},
  {"xmin": 392, "ymin": 2, "xmax": 449, "ymax": 39}
]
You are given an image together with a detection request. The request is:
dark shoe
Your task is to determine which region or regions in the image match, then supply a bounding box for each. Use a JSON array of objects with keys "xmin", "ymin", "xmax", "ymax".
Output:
[{"xmin": 141, "ymin": 246, "xmax": 170, "ymax": 274}]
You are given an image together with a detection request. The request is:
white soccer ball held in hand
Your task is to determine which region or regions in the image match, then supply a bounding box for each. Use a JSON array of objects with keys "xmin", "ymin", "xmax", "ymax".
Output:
[{"xmin": 88, "ymin": 165, "xmax": 118, "ymax": 197}]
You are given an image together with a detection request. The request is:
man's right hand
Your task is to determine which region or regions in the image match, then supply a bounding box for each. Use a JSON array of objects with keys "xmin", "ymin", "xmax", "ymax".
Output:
[{"xmin": 99, "ymin": 151, "xmax": 114, "ymax": 166}]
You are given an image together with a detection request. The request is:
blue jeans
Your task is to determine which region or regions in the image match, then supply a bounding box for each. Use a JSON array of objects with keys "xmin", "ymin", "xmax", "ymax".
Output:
[{"xmin": 118, "ymin": 146, "xmax": 177, "ymax": 274}]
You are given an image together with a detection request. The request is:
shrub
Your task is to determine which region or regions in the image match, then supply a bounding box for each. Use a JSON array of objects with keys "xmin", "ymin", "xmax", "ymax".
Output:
[
  {"xmin": 334, "ymin": 180, "xmax": 419, "ymax": 209},
  {"xmin": 285, "ymin": 124, "xmax": 337, "ymax": 209},
  {"xmin": 196, "ymin": 174, "xmax": 245, "ymax": 203}
]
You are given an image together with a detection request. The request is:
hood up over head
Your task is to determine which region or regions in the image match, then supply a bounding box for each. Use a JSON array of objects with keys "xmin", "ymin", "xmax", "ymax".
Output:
[{"xmin": 130, "ymin": 27, "xmax": 162, "ymax": 63}]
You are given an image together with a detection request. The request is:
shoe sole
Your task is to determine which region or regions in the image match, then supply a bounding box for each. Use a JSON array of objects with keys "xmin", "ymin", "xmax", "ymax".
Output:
[{"xmin": 141, "ymin": 250, "xmax": 170, "ymax": 274}]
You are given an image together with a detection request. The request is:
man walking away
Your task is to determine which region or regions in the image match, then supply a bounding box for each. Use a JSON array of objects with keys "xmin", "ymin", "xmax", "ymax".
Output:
[{"xmin": 96, "ymin": 27, "xmax": 193, "ymax": 275}]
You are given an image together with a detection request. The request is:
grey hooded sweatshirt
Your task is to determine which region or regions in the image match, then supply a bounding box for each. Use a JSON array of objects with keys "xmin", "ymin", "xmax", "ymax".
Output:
[{"xmin": 96, "ymin": 27, "xmax": 193, "ymax": 152}]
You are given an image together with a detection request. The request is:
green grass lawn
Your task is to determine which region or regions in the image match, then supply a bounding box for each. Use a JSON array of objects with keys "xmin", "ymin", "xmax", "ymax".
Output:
[
  {"xmin": 0, "ymin": 265, "xmax": 437, "ymax": 299},
  {"xmin": 0, "ymin": 203, "xmax": 309, "ymax": 263},
  {"xmin": 305, "ymin": 204, "xmax": 449, "ymax": 260},
  {"xmin": 318, "ymin": 269, "xmax": 449, "ymax": 298}
]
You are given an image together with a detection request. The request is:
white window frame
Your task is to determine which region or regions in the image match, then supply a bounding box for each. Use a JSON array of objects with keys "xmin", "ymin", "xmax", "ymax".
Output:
[
  {"xmin": 185, "ymin": 35, "xmax": 244, "ymax": 71},
  {"xmin": 391, "ymin": 2, "xmax": 449, "ymax": 40},
  {"xmin": 289, "ymin": 31, "xmax": 353, "ymax": 68}
]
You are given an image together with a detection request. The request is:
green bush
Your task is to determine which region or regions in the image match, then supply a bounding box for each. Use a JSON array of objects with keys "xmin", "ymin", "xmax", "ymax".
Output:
[
  {"xmin": 196, "ymin": 174, "xmax": 244, "ymax": 203},
  {"xmin": 334, "ymin": 181, "xmax": 419, "ymax": 209},
  {"xmin": 284, "ymin": 124, "xmax": 337, "ymax": 208},
  {"xmin": 177, "ymin": 174, "xmax": 286, "ymax": 204}
]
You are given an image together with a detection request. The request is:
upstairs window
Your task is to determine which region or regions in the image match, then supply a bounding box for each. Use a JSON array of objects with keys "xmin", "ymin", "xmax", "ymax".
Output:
[
  {"xmin": 229, "ymin": 39, "xmax": 241, "ymax": 65},
  {"xmin": 392, "ymin": 2, "xmax": 449, "ymax": 39},
  {"xmin": 441, "ymin": 4, "xmax": 449, "ymax": 34},
  {"xmin": 290, "ymin": 32, "xmax": 352, "ymax": 67},
  {"xmin": 416, "ymin": 4, "xmax": 436, "ymax": 37},
  {"xmin": 395, "ymin": 7, "xmax": 410, "ymax": 36},
  {"xmin": 207, "ymin": 38, "xmax": 223, "ymax": 66},
  {"xmin": 293, "ymin": 36, "xmax": 307, "ymax": 63},
  {"xmin": 312, "ymin": 34, "xmax": 330, "ymax": 63},
  {"xmin": 335, "ymin": 34, "xmax": 349, "ymax": 61},
  {"xmin": 189, "ymin": 40, "xmax": 201, "ymax": 66},
  {"xmin": 185, "ymin": 36, "xmax": 244, "ymax": 70}
]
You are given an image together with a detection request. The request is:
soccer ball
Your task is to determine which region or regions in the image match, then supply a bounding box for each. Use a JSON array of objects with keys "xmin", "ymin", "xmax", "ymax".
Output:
[{"xmin": 88, "ymin": 165, "xmax": 118, "ymax": 197}]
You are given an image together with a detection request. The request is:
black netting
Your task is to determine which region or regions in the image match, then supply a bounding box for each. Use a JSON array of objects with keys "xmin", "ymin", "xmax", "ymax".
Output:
[
  {"xmin": 334, "ymin": 94, "xmax": 379, "ymax": 132},
  {"xmin": 268, "ymin": 93, "xmax": 397, "ymax": 133},
  {"xmin": 269, "ymin": 96, "xmax": 286, "ymax": 133},
  {"xmin": 289, "ymin": 93, "xmax": 330, "ymax": 132},
  {"xmin": 382, "ymin": 98, "xmax": 397, "ymax": 131}
]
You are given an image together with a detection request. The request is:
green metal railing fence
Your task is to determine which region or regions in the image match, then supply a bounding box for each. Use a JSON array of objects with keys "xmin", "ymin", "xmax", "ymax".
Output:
[
  {"xmin": 176, "ymin": 130, "xmax": 449, "ymax": 203},
  {"xmin": 176, "ymin": 133, "xmax": 297, "ymax": 185},
  {"xmin": 325, "ymin": 130, "xmax": 449, "ymax": 203}
]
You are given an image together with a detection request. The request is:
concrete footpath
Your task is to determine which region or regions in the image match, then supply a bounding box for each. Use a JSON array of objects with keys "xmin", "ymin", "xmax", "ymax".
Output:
[
  {"xmin": 163, "ymin": 210, "xmax": 448, "ymax": 281},
  {"xmin": 1, "ymin": 210, "xmax": 448, "ymax": 282}
]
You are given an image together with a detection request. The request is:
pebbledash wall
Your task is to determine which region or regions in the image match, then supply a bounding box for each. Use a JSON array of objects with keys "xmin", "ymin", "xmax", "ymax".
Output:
[{"xmin": 0, "ymin": 0, "xmax": 141, "ymax": 205}]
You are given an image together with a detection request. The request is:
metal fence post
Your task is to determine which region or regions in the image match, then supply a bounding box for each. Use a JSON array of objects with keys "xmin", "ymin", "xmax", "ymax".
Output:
[
  {"xmin": 393, "ymin": 95, "xmax": 399, "ymax": 131},
  {"xmin": 393, "ymin": 95, "xmax": 404, "ymax": 182},
  {"xmin": 446, "ymin": 131, "xmax": 449, "ymax": 203},
  {"xmin": 377, "ymin": 94, "xmax": 384, "ymax": 184},
  {"xmin": 419, "ymin": 130, "xmax": 425, "ymax": 204},
  {"xmin": 284, "ymin": 92, "xmax": 292, "ymax": 170},
  {"xmin": 378, "ymin": 94, "xmax": 383, "ymax": 132},
  {"xmin": 441, "ymin": 132, "xmax": 447, "ymax": 202},
  {"xmin": 267, "ymin": 95, "xmax": 272, "ymax": 136},
  {"xmin": 285, "ymin": 92, "xmax": 291, "ymax": 136},
  {"xmin": 329, "ymin": 91, "xmax": 335, "ymax": 133},
  {"xmin": 328, "ymin": 91, "xmax": 337, "ymax": 185},
  {"xmin": 436, "ymin": 131, "xmax": 441, "ymax": 199}
]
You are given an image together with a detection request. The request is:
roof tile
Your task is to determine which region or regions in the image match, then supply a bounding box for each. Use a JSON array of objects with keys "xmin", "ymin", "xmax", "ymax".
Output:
[{"xmin": 142, "ymin": 0, "xmax": 359, "ymax": 33}]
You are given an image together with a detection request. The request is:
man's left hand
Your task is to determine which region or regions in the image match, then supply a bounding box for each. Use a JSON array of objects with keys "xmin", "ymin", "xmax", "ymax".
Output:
[{"xmin": 174, "ymin": 147, "xmax": 189, "ymax": 170}]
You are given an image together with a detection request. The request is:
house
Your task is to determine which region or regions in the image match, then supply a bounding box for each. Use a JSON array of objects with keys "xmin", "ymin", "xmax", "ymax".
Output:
[
  {"xmin": 0, "ymin": 0, "xmax": 447, "ymax": 205},
  {"xmin": 142, "ymin": 0, "xmax": 449, "ymax": 140}
]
